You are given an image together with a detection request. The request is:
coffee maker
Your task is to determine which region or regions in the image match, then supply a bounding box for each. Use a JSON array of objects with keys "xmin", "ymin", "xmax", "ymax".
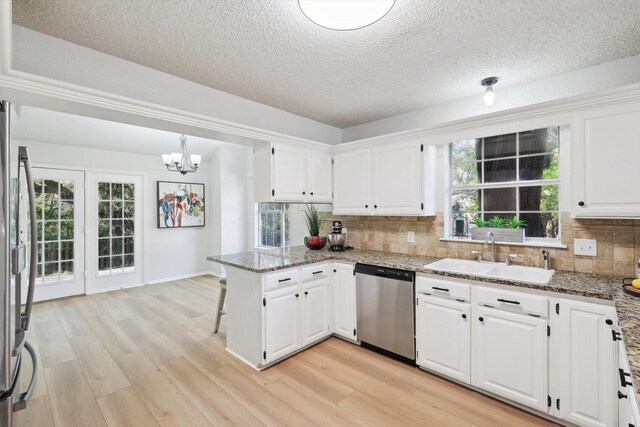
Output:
[{"xmin": 327, "ymin": 220, "xmax": 348, "ymax": 252}]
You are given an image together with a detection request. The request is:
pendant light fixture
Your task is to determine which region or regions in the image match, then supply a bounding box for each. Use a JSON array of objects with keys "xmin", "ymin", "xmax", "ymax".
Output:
[
  {"xmin": 481, "ymin": 77, "xmax": 499, "ymax": 106},
  {"xmin": 298, "ymin": 0, "xmax": 395, "ymax": 31},
  {"xmin": 161, "ymin": 134, "xmax": 201, "ymax": 175}
]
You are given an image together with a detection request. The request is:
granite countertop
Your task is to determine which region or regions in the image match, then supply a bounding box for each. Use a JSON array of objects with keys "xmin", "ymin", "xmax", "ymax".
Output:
[{"xmin": 208, "ymin": 246, "xmax": 639, "ymax": 394}]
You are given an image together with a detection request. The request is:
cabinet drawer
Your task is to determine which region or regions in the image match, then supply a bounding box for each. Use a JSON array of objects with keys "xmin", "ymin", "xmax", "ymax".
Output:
[
  {"xmin": 416, "ymin": 276, "xmax": 470, "ymax": 302},
  {"xmin": 265, "ymin": 269, "xmax": 300, "ymax": 291},
  {"xmin": 474, "ymin": 286, "xmax": 548, "ymax": 318},
  {"xmin": 301, "ymin": 264, "xmax": 329, "ymax": 282}
]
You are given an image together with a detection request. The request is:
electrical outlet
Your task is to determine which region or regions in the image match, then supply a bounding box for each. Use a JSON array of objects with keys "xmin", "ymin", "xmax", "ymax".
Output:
[
  {"xmin": 407, "ymin": 231, "xmax": 415, "ymax": 243},
  {"xmin": 342, "ymin": 227, "xmax": 348, "ymax": 234},
  {"xmin": 574, "ymin": 238, "xmax": 597, "ymax": 256}
]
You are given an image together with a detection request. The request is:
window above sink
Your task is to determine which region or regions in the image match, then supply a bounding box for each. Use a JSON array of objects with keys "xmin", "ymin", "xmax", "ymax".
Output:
[{"xmin": 448, "ymin": 126, "xmax": 561, "ymax": 245}]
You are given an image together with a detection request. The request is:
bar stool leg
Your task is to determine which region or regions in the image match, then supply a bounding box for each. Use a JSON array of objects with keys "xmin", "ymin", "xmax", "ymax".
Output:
[{"xmin": 214, "ymin": 280, "xmax": 227, "ymax": 333}]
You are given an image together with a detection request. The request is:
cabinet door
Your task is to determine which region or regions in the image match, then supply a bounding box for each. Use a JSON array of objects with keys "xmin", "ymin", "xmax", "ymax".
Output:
[
  {"xmin": 416, "ymin": 295, "xmax": 470, "ymax": 384},
  {"xmin": 264, "ymin": 285, "xmax": 300, "ymax": 364},
  {"xmin": 556, "ymin": 299, "xmax": 616, "ymax": 427},
  {"xmin": 370, "ymin": 140, "xmax": 422, "ymax": 215},
  {"xmin": 471, "ymin": 306, "xmax": 548, "ymax": 412},
  {"xmin": 307, "ymin": 150, "xmax": 333, "ymax": 202},
  {"xmin": 333, "ymin": 150, "xmax": 370, "ymax": 215},
  {"xmin": 301, "ymin": 279, "xmax": 330, "ymax": 347},
  {"xmin": 272, "ymin": 144, "xmax": 307, "ymax": 202},
  {"xmin": 332, "ymin": 263, "xmax": 357, "ymax": 341},
  {"xmin": 573, "ymin": 101, "xmax": 640, "ymax": 217}
]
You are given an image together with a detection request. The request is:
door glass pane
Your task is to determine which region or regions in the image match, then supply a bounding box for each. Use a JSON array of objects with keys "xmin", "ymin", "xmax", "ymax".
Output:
[
  {"xmin": 34, "ymin": 177, "xmax": 77, "ymax": 284},
  {"xmin": 98, "ymin": 182, "xmax": 135, "ymax": 275}
]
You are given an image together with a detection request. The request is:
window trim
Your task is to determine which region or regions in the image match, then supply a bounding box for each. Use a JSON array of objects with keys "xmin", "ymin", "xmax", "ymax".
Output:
[
  {"xmin": 447, "ymin": 128, "xmax": 561, "ymax": 242},
  {"xmin": 255, "ymin": 203, "xmax": 289, "ymax": 249}
]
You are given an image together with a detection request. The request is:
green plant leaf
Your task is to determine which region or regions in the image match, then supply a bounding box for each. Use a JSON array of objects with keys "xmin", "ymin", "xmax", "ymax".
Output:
[
  {"xmin": 487, "ymin": 216, "xmax": 506, "ymax": 228},
  {"xmin": 304, "ymin": 204, "xmax": 321, "ymax": 236},
  {"xmin": 472, "ymin": 218, "xmax": 487, "ymax": 228},
  {"xmin": 506, "ymin": 216, "xmax": 527, "ymax": 229}
]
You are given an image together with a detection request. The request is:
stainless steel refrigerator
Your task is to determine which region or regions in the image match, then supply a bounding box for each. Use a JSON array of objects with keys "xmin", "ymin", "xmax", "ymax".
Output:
[{"xmin": 0, "ymin": 100, "xmax": 38, "ymax": 426}]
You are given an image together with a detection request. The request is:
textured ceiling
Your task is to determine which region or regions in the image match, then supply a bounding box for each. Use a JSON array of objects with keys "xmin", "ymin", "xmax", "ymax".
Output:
[
  {"xmin": 12, "ymin": 0, "xmax": 640, "ymax": 128},
  {"xmin": 12, "ymin": 106, "xmax": 222, "ymax": 159}
]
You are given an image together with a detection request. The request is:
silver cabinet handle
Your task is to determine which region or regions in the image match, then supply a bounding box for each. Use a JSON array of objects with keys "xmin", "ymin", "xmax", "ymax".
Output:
[{"xmin": 19, "ymin": 147, "xmax": 37, "ymax": 332}]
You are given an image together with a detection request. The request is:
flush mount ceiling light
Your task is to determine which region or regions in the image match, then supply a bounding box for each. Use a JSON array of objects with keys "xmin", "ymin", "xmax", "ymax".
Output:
[
  {"xmin": 161, "ymin": 134, "xmax": 201, "ymax": 175},
  {"xmin": 298, "ymin": 0, "xmax": 395, "ymax": 31},
  {"xmin": 480, "ymin": 77, "xmax": 499, "ymax": 106}
]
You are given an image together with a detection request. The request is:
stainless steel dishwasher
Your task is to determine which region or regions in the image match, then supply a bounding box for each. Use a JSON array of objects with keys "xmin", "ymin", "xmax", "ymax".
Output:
[{"xmin": 355, "ymin": 263, "xmax": 415, "ymax": 363}]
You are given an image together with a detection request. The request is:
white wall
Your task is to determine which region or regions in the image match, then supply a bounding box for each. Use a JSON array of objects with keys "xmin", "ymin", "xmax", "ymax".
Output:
[
  {"xmin": 342, "ymin": 55, "xmax": 640, "ymax": 142},
  {"xmin": 208, "ymin": 144, "xmax": 253, "ymax": 276},
  {"xmin": 13, "ymin": 139, "xmax": 215, "ymax": 285}
]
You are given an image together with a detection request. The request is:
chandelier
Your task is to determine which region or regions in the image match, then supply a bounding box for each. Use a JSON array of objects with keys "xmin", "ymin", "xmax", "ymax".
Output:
[{"xmin": 161, "ymin": 134, "xmax": 201, "ymax": 175}]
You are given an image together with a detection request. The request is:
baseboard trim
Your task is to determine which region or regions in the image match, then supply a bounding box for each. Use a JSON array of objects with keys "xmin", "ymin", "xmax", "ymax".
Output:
[
  {"xmin": 146, "ymin": 271, "xmax": 219, "ymax": 285},
  {"xmin": 85, "ymin": 281, "xmax": 144, "ymax": 295}
]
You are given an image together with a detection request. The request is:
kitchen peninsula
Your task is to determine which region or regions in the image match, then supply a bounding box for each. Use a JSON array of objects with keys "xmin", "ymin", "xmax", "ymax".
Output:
[{"xmin": 209, "ymin": 246, "xmax": 640, "ymax": 426}]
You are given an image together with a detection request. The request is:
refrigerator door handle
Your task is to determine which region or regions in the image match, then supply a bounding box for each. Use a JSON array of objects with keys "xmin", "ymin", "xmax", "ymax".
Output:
[
  {"xmin": 12, "ymin": 341, "xmax": 38, "ymax": 412},
  {"xmin": 19, "ymin": 146, "xmax": 37, "ymax": 332}
]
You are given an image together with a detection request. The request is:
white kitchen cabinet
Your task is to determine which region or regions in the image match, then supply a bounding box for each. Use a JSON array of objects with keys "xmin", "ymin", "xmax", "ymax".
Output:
[
  {"xmin": 253, "ymin": 142, "xmax": 332, "ymax": 203},
  {"xmin": 264, "ymin": 285, "xmax": 301, "ymax": 364},
  {"xmin": 555, "ymin": 299, "xmax": 616, "ymax": 427},
  {"xmin": 416, "ymin": 294, "xmax": 470, "ymax": 384},
  {"xmin": 333, "ymin": 140, "xmax": 427, "ymax": 216},
  {"xmin": 332, "ymin": 263, "xmax": 357, "ymax": 341},
  {"xmin": 301, "ymin": 278, "xmax": 331, "ymax": 347},
  {"xmin": 333, "ymin": 150, "xmax": 370, "ymax": 215},
  {"xmin": 307, "ymin": 150, "xmax": 333, "ymax": 202},
  {"xmin": 572, "ymin": 100, "xmax": 640, "ymax": 217},
  {"xmin": 618, "ymin": 340, "xmax": 639, "ymax": 427},
  {"xmin": 471, "ymin": 305, "xmax": 548, "ymax": 412},
  {"xmin": 272, "ymin": 144, "xmax": 307, "ymax": 201},
  {"xmin": 370, "ymin": 140, "xmax": 423, "ymax": 215}
]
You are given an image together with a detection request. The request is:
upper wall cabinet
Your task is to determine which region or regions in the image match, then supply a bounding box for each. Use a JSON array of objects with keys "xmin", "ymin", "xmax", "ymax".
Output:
[
  {"xmin": 254, "ymin": 143, "xmax": 332, "ymax": 203},
  {"xmin": 333, "ymin": 140, "xmax": 434, "ymax": 216},
  {"xmin": 572, "ymin": 100, "xmax": 640, "ymax": 218}
]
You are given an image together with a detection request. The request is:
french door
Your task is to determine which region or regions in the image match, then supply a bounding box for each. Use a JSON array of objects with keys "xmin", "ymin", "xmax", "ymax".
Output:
[
  {"xmin": 86, "ymin": 173, "xmax": 143, "ymax": 293},
  {"xmin": 29, "ymin": 168, "xmax": 85, "ymax": 301}
]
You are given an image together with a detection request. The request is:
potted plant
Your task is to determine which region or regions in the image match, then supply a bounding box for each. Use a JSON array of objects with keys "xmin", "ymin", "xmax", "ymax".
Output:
[
  {"xmin": 303, "ymin": 204, "xmax": 327, "ymax": 250},
  {"xmin": 470, "ymin": 215, "xmax": 527, "ymax": 243}
]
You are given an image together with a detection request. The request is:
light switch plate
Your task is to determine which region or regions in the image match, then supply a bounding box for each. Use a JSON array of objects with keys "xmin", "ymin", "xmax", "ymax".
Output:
[
  {"xmin": 574, "ymin": 238, "xmax": 597, "ymax": 256},
  {"xmin": 407, "ymin": 231, "xmax": 415, "ymax": 243}
]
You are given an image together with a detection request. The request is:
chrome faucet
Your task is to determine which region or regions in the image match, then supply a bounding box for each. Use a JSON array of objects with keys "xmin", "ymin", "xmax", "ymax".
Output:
[
  {"xmin": 484, "ymin": 232, "xmax": 496, "ymax": 262},
  {"xmin": 542, "ymin": 249, "xmax": 550, "ymax": 270}
]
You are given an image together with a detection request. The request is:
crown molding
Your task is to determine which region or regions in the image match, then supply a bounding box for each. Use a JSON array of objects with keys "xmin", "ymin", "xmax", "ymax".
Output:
[
  {"xmin": 0, "ymin": 69, "xmax": 333, "ymax": 150},
  {"xmin": 332, "ymin": 82, "xmax": 640, "ymax": 152}
]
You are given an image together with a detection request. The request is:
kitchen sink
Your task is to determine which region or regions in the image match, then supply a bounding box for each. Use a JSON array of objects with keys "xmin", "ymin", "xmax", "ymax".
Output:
[{"xmin": 425, "ymin": 258, "xmax": 555, "ymax": 285}]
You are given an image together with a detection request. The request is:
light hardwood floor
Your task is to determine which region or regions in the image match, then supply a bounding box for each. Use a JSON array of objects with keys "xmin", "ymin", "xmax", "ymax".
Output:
[{"xmin": 16, "ymin": 276, "xmax": 559, "ymax": 427}]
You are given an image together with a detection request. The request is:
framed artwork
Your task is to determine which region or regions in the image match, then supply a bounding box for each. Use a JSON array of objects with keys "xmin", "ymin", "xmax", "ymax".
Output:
[{"xmin": 157, "ymin": 181, "xmax": 205, "ymax": 228}]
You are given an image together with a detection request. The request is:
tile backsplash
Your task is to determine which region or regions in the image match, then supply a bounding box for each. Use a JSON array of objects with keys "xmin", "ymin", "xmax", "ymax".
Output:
[{"xmin": 321, "ymin": 212, "xmax": 640, "ymax": 278}]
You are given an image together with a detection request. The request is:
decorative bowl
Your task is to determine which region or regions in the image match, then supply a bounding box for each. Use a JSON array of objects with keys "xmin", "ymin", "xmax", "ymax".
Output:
[{"xmin": 304, "ymin": 236, "xmax": 327, "ymax": 250}]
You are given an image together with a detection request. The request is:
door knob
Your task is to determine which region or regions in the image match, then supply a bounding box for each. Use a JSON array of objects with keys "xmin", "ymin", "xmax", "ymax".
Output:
[
  {"xmin": 478, "ymin": 317, "xmax": 484, "ymax": 322},
  {"xmin": 578, "ymin": 201, "xmax": 585, "ymax": 207},
  {"xmin": 462, "ymin": 314, "xmax": 467, "ymax": 319}
]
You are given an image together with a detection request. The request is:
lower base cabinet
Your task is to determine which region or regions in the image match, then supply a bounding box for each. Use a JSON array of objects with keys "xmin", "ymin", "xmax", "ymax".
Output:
[
  {"xmin": 471, "ymin": 305, "xmax": 548, "ymax": 413},
  {"xmin": 301, "ymin": 278, "xmax": 331, "ymax": 347},
  {"xmin": 333, "ymin": 263, "xmax": 357, "ymax": 341},
  {"xmin": 416, "ymin": 294, "xmax": 470, "ymax": 384},
  {"xmin": 264, "ymin": 285, "xmax": 301, "ymax": 364},
  {"xmin": 618, "ymin": 340, "xmax": 640, "ymax": 427},
  {"xmin": 555, "ymin": 298, "xmax": 616, "ymax": 427},
  {"xmin": 264, "ymin": 278, "xmax": 331, "ymax": 364}
]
